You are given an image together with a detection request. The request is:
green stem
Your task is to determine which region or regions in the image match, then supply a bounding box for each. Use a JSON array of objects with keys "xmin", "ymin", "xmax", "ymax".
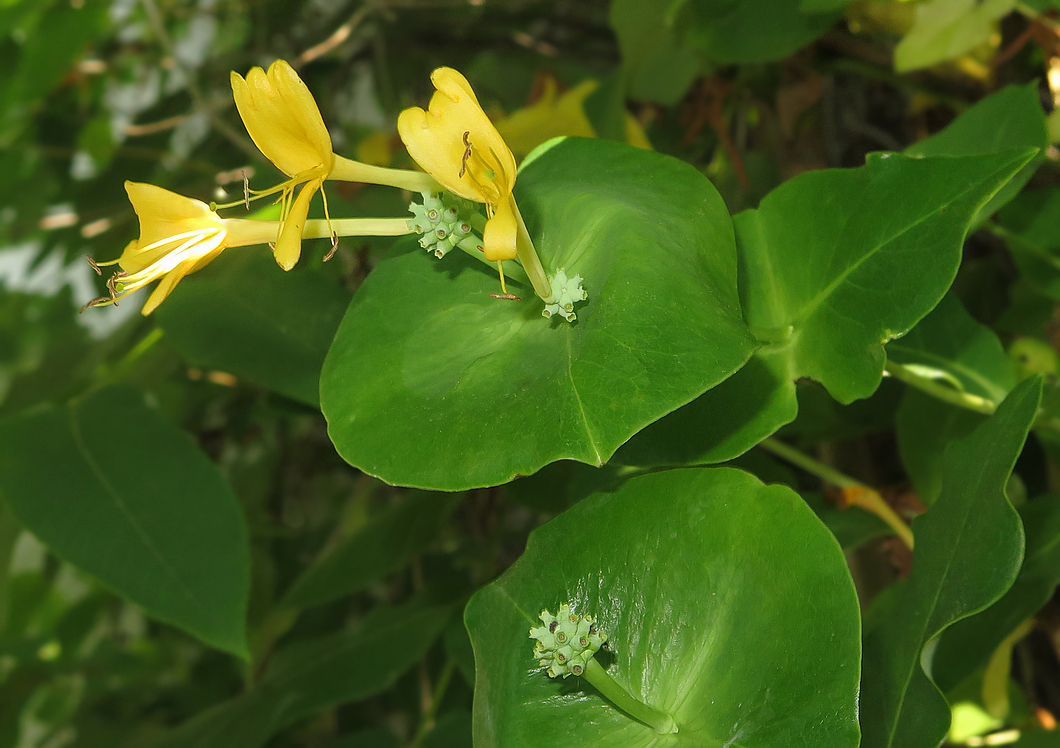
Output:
[
  {"xmin": 510, "ymin": 198, "xmax": 555, "ymax": 303},
  {"xmin": 759, "ymin": 438, "xmax": 914, "ymax": 550},
  {"xmin": 582, "ymin": 658, "xmax": 678, "ymax": 735},
  {"xmin": 407, "ymin": 659, "xmax": 456, "ymax": 748},
  {"xmin": 884, "ymin": 360, "xmax": 997, "ymax": 416},
  {"xmin": 452, "ymin": 235, "xmax": 531, "ymax": 286},
  {"xmin": 759, "ymin": 437, "xmax": 860, "ymax": 489},
  {"xmin": 885, "ymin": 360, "xmax": 1060, "ymax": 436}
]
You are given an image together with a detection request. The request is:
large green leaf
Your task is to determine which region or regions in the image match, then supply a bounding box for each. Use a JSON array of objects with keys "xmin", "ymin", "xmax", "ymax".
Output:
[
  {"xmin": 466, "ymin": 467, "xmax": 861, "ymax": 748},
  {"xmin": 280, "ymin": 491, "xmax": 461, "ymax": 609},
  {"xmin": 0, "ymin": 387, "xmax": 251, "ymax": 657},
  {"xmin": 932, "ymin": 494, "xmax": 1060, "ymax": 692},
  {"xmin": 736, "ymin": 148, "xmax": 1033, "ymax": 404},
  {"xmin": 152, "ymin": 600, "xmax": 452, "ymax": 748},
  {"xmin": 321, "ymin": 138, "xmax": 755, "ymax": 491},
  {"xmin": 155, "ymin": 251, "xmax": 351, "ymax": 406},
  {"xmin": 678, "ymin": 0, "xmax": 841, "ymax": 64},
  {"xmin": 905, "ymin": 84, "xmax": 1047, "ymax": 226},
  {"xmin": 859, "ymin": 377, "xmax": 1042, "ymax": 748},
  {"xmin": 890, "ymin": 293, "xmax": 1016, "ymax": 504}
]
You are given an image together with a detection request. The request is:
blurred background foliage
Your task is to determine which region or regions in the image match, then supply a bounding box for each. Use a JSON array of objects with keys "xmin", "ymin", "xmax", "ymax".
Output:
[{"xmin": 6, "ymin": 0, "xmax": 1060, "ymax": 747}]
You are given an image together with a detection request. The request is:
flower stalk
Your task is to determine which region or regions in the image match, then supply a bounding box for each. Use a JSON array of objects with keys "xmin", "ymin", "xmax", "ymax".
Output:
[
  {"xmin": 529, "ymin": 604, "xmax": 677, "ymax": 735},
  {"xmin": 582, "ymin": 658, "xmax": 678, "ymax": 735}
]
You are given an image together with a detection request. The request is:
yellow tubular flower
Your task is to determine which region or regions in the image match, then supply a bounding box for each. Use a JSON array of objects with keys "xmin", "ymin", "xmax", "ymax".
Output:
[
  {"xmin": 231, "ymin": 59, "xmax": 333, "ymax": 271},
  {"xmin": 232, "ymin": 60, "xmax": 439, "ymax": 271},
  {"xmin": 397, "ymin": 67, "xmax": 520, "ymax": 263},
  {"xmin": 87, "ymin": 182, "xmax": 277, "ymax": 316}
]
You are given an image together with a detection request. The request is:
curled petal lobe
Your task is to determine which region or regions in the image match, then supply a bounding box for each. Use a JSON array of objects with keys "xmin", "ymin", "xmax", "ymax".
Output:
[
  {"xmin": 275, "ymin": 179, "xmax": 322, "ymax": 271},
  {"xmin": 481, "ymin": 194, "xmax": 518, "ymax": 262}
]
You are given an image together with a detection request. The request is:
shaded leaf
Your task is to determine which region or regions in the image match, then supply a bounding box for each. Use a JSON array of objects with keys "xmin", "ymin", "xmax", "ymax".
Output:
[
  {"xmin": 0, "ymin": 387, "xmax": 250, "ymax": 657},
  {"xmin": 281, "ymin": 491, "xmax": 461, "ymax": 609},
  {"xmin": 155, "ymin": 252, "xmax": 351, "ymax": 406},
  {"xmin": 933, "ymin": 494, "xmax": 1060, "ymax": 692},
  {"xmin": 152, "ymin": 600, "xmax": 452, "ymax": 748},
  {"xmin": 680, "ymin": 0, "xmax": 841, "ymax": 64},
  {"xmin": 860, "ymin": 377, "xmax": 1042, "ymax": 748}
]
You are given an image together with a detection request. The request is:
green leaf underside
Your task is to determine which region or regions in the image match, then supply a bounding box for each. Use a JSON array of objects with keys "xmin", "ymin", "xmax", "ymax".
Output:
[
  {"xmin": 151, "ymin": 600, "xmax": 451, "ymax": 748},
  {"xmin": 466, "ymin": 467, "xmax": 861, "ymax": 748},
  {"xmin": 894, "ymin": 0, "xmax": 1015, "ymax": 73},
  {"xmin": 280, "ymin": 491, "xmax": 461, "ymax": 609},
  {"xmin": 0, "ymin": 386, "xmax": 251, "ymax": 657},
  {"xmin": 155, "ymin": 251, "xmax": 351, "ymax": 406},
  {"xmin": 933, "ymin": 494, "xmax": 1060, "ymax": 692},
  {"xmin": 321, "ymin": 138, "xmax": 754, "ymax": 491},
  {"xmin": 859, "ymin": 377, "xmax": 1042, "ymax": 748},
  {"xmin": 737, "ymin": 149, "xmax": 1033, "ymax": 404}
]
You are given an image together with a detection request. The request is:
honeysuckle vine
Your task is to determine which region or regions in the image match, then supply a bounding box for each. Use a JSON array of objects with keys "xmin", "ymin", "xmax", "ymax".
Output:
[{"xmin": 84, "ymin": 60, "xmax": 587, "ymax": 322}]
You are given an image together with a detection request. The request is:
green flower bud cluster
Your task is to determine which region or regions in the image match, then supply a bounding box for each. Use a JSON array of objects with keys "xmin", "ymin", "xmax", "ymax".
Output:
[
  {"xmin": 542, "ymin": 270, "xmax": 587, "ymax": 323},
  {"xmin": 407, "ymin": 192, "xmax": 474, "ymax": 258},
  {"xmin": 529, "ymin": 602, "xmax": 607, "ymax": 678}
]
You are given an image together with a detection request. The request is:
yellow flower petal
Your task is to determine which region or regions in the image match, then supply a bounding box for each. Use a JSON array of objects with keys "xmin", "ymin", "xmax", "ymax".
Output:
[
  {"xmin": 121, "ymin": 181, "xmax": 224, "ymax": 274},
  {"xmin": 397, "ymin": 67, "xmax": 516, "ymax": 206},
  {"xmin": 274, "ymin": 179, "xmax": 321, "ymax": 271},
  {"xmin": 231, "ymin": 60, "xmax": 334, "ymax": 178},
  {"xmin": 482, "ymin": 193, "xmax": 518, "ymax": 262},
  {"xmin": 139, "ymin": 242, "xmax": 225, "ymax": 316}
]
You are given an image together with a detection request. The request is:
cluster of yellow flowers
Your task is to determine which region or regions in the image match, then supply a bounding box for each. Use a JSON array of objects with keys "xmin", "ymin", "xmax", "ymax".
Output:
[{"xmin": 86, "ymin": 61, "xmax": 557, "ymax": 315}]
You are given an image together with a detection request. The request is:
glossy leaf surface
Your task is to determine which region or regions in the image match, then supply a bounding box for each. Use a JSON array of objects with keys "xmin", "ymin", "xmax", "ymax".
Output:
[
  {"xmin": 321, "ymin": 138, "xmax": 754, "ymax": 490},
  {"xmin": 905, "ymin": 83, "xmax": 1046, "ymax": 226},
  {"xmin": 466, "ymin": 467, "xmax": 861, "ymax": 748}
]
